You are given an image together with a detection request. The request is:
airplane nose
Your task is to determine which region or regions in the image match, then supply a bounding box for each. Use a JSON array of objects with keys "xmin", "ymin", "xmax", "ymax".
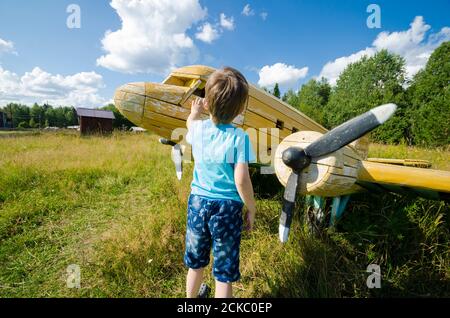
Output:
[
  {"xmin": 114, "ymin": 82, "xmax": 190, "ymax": 132},
  {"xmin": 114, "ymin": 82, "xmax": 146, "ymax": 126}
]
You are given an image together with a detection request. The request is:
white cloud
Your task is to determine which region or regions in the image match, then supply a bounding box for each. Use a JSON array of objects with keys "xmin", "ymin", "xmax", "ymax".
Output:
[
  {"xmin": 220, "ymin": 13, "xmax": 235, "ymax": 31},
  {"xmin": 0, "ymin": 66, "xmax": 107, "ymax": 107},
  {"xmin": 260, "ymin": 12, "xmax": 268, "ymax": 21},
  {"xmin": 318, "ymin": 16, "xmax": 450, "ymax": 85},
  {"xmin": 96, "ymin": 0, "xmax": 207, "ymax": 74},
  {"xmin": 242, "ymin": 5, "xmax": 267, "ymax": 21},
  {"xmin": 242, "ymin": 4, "xmax": 254, "ymax": 17},
  {"xmin": 319, "ymin": 48, "xmax": 376, "ymax": 85},
  {"xmin": 372, "ymin": 16, "xmax": 430, "ymax": 52},
  {"xmin": 258, "ymin": 63, "xmax": 309, "ymax": 89},
  {"xmin": 195, "ymin": 23, "xmax": 220, "ymax": 44},
  {"xmin": 373, "ymin": 17, "xmax": 450, "ymax": 79},
  {"xmin": 0, "ymin": 37, "xmax": 15, "ymax": 54}
]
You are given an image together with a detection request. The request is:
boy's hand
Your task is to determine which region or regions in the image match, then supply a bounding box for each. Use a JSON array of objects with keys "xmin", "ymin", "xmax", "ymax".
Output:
[
  {"xmin": 191, "ymin": 97, "xmax": 206, "ymax": 116},
  {"xmin": 244, "ymin": 205, "xmax": 256, "ymax": 232},
  {"xmin": 187, "ymin": 97, "xmax": 206, "ymax": 128}
]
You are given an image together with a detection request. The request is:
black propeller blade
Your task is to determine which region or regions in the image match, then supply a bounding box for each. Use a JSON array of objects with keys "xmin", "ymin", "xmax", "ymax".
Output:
[
  {"xmin": 305, "ymin": 103, "xmax": 397, "ymax": 158},
  {"xmin": 280, "ymin": 172, "xmax": 300, "ymax": 242},
  {"xmin": 278, "ymin": 103, "xmax": 397, "ymax": 243}
]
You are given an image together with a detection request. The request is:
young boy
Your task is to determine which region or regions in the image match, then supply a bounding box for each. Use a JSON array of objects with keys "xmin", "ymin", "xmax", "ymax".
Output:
[{"xmin": 184, "ymin": 67, "xmax": 257, "ymax": 298}]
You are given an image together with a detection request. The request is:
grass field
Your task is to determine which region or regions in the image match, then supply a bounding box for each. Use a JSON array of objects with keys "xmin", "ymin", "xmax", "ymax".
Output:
[{"xmin": 0, "ymin": 131, "xmax": 449, "ymax": 297}]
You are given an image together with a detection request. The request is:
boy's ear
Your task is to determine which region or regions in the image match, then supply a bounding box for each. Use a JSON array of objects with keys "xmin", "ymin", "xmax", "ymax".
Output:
[{"xmin": 203, "ymin": 99, "xmax": 209, "ymax": 110}]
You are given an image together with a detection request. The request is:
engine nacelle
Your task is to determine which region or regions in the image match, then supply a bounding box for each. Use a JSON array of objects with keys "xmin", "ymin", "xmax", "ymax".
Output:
[{"xmin": 274, "ymin": 131, "xmax": 367, "ymax": 197}]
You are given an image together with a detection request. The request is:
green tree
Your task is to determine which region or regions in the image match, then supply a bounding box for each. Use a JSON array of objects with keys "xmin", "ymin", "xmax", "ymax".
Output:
[
  {"xmin": 282, "ymin": 89, "xmax": 299, "ymax": 105},
  {"xmin": 30, "ymin": 103, "xmax": 44, "ymax": 128},
  {"xmin": 323, "ymin": 50, "xmax": 409, "ymax": 143},
  {"xmin": 297, "ymin": 78, "xmax": 331, "ymax": 124},
  {"xmin": 273, "ymin": 83, "xmax": 281, "ymax": 99},
  {"xmin": 408, "ymin": 41, "xmax": 450, "ymax": 147},
  {"xmin": 52, "ymin": 107, "xmax": 70, "ymax": 127},
  {"xmin": 3, "ymin": 103, "xmax": 31, "ymax": 128},
  {"xmin": 18, "ymin": 121, "xmax": 29, "ymax": 129},
  {"xmin": 43, "ymin": 106, "xmax": 71, "ymax": 127},
  {"xmin": 29, "ymin": 118, "xmax": 37, "ymax": 128},
  {"xmin": 282, "ymin": 79, "xmax": 331, "ymax": 125},
  {"xmin": 45, "ymin": 107, "xmax": 57, "ymax": 127},
  {"xmin": 64, "ymin": 107, "xmax": 78, "ymax": 126}
]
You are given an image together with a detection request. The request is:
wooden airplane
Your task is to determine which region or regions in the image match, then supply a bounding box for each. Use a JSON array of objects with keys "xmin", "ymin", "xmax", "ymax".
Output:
[{"xmin": 114, "ymin": 65, "xmax": 450, "ymax": 242}]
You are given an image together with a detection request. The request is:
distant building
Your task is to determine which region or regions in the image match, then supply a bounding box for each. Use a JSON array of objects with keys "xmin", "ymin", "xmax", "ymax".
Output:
[
  {"xmin": 76, "ymin": 108, "xmax": 115, "ymax": 135},
  {"xmin": 0, "ymin": 111, "xmax": 12, "ymax": 128},
  {"xmin": 0, "ymin": 111, "xmax": 5, "ymax": 128}
]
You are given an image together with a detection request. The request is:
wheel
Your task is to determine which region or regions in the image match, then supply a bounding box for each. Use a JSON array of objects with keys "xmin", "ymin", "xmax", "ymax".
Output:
[{"xmin": 304, "ymin": 196, "xmax": 329, "ymax": 236}]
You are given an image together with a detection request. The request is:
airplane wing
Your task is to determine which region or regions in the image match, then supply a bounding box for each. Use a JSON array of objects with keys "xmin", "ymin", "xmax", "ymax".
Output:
[{"xmin": 356, "ymin": 160, "xmax": 450, "ymax": 201}]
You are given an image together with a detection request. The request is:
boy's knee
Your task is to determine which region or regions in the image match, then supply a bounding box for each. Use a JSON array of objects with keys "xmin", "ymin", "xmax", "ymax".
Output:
[{"xmin": 189, "ymin": 267, "xmax": 205, "ymax": 273}]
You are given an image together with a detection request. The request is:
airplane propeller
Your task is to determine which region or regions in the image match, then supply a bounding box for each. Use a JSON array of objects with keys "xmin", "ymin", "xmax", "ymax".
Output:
[
  {"xmin": 279, "ymin": 103, "xmax": 397, "ymax": 243},
  {"xmin": 159, "ymin": 138, "xmax": 183, "ymax": 180}
]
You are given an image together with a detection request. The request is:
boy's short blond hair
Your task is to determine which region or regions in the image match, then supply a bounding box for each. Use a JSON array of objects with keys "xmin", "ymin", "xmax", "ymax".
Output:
[{"xmin": 205, "ymin": 67, "xmax": 249, "ymax": 124}]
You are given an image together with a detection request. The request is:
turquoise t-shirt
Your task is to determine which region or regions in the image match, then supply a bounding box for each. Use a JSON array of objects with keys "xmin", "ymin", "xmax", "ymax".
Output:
[{"xmin": 186, "ymin": 119, "xmax": 256, "ymax": 202}]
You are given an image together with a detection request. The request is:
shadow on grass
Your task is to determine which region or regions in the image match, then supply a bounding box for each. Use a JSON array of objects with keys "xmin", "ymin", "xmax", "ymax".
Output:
[
  {"xmin": 249, "ymin": 167, "xmax": 284, "ymax": 199},
  {"xmin": 335, "ymin": 192, "xmax": 450, "ymax": 297},
  {"xmin": 251, "ymin": 174, "xmax": 450, "ymax": 297}
]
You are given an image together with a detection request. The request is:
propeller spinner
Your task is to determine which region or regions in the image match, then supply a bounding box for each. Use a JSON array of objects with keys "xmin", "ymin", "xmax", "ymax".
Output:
[{"xmin": 279, "ymin": 103, "xmax": 397, "ymax": 243}]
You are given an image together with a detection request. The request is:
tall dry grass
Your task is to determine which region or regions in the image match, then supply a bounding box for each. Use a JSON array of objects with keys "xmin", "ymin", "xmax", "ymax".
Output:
[{"xmin": 0, "ymin": 131, "xmax": 448, "ymax": 297}]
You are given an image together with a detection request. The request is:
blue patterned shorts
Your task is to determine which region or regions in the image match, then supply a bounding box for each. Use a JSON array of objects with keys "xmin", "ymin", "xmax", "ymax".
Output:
[{"xmin": 184, "ymin": 194, "xmax": 244, "ymax": 283}]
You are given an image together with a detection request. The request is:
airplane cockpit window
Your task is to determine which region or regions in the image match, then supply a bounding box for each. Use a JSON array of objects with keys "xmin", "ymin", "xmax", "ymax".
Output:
[
  {"xmin": 192, "ymin": 87, "xmax": 205, "ymax": 98},
  {"xmin": 163, "ymin": 76, "xmax": 207, "ymax": 104},
  {"xmin": 162, "ymin": 74, "xmax": 209, "ymax": 104},
  {"xmin": 181, "ymin": 79, "xmax": 206, "ymax": 102}
]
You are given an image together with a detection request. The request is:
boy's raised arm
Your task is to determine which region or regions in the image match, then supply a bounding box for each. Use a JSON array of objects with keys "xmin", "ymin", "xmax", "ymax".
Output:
[{"xmin": 187, "ymin": 97, "xmax": 205, "ymax": 129}]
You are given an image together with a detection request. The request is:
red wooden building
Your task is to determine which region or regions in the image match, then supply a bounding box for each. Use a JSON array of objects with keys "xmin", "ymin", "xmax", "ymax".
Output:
[{"xmin": 76, "ymin": 108, "xmax": 115, "ymax": 135}]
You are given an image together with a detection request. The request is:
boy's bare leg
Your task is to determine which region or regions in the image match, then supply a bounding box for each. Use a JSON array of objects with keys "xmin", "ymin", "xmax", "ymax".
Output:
[
  {"xmin": 215, "ymin": 280, "xmax": 232, "ymax": 298},
  {"xmin": 186, "ymin": 268, "xmax": 204, "ymax": 298}
]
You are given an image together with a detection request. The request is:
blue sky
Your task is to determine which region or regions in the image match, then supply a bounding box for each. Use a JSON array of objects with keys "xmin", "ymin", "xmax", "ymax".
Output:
[{"xmin": 0, "ymin": 0, "xmax": 449, "ymax": 107}]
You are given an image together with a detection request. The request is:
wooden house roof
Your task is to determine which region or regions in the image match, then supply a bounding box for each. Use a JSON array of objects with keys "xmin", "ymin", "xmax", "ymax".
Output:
[{"xmin": 76, "ymin": 108, "xmax": 115, "ymax": 120}]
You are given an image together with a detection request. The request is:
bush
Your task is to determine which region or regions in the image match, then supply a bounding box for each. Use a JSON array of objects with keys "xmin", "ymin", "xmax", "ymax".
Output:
[{"xmin": 18, "ymin": 121, "xmax": 29, "ymax": 129}]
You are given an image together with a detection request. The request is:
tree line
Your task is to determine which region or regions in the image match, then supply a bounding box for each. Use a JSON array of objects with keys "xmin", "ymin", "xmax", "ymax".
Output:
[
  {"xmin": 0, "ymin": 103, "xmax": 133, "ymax": 130},
  {"xmin": 276, "ymin": 41, "xmax": 449, "ymax": 147}
]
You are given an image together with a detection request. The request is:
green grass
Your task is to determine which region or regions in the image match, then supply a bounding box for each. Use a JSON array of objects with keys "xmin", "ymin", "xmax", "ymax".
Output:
[{"xmin": 0, "ymin": 132, "xmax": 448, "ymax": 297}]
